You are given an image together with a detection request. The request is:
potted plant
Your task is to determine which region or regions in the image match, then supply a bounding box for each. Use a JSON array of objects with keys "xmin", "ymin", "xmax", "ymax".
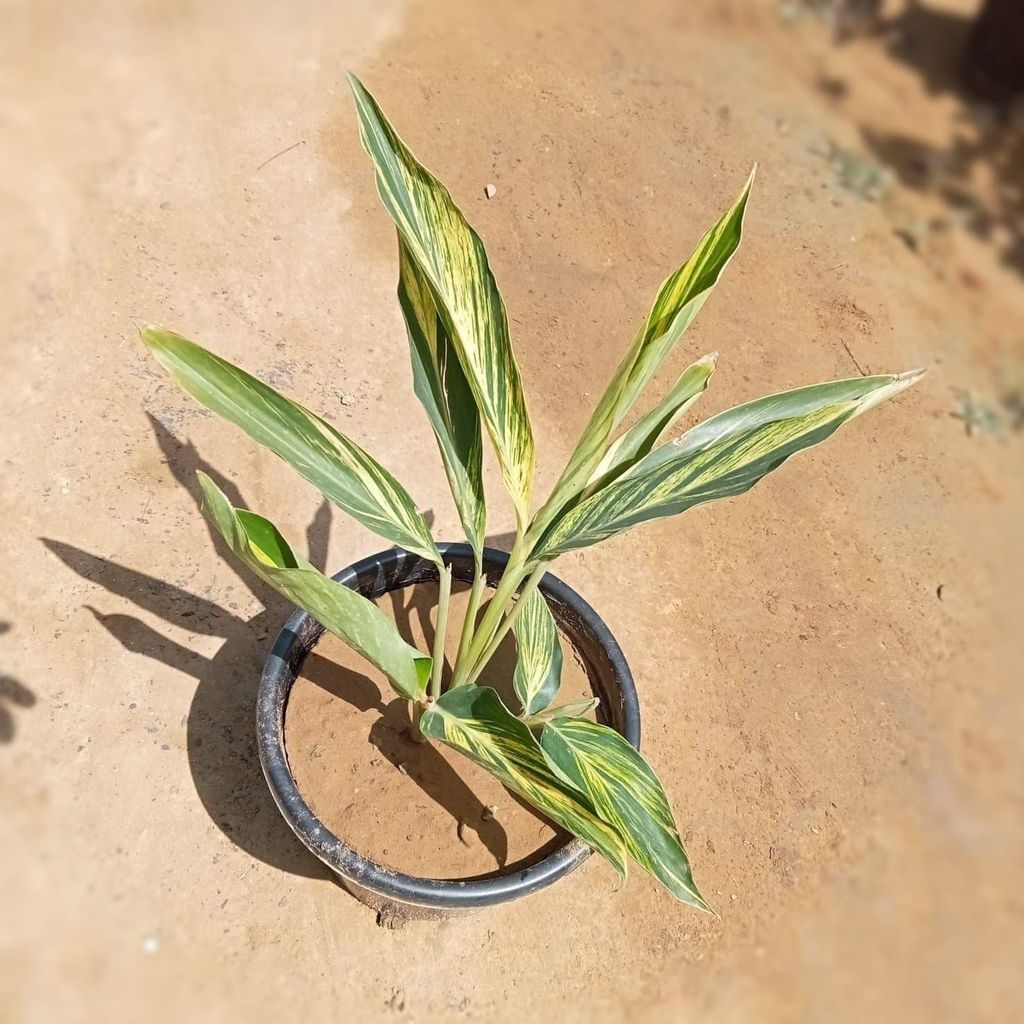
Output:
[{"xmin": 139, "ymin": 74, "xmax": 923, "ymax": 916}]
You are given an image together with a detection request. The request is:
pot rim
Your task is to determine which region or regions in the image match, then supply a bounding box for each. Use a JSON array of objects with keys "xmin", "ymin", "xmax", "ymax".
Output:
[{"xmin": 256, "ymin": 542, "xmax": 640, "ymax": 911}]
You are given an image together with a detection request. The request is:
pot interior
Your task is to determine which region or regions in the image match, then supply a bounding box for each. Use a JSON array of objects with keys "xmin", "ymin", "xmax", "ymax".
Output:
[{"xmin": 258, "ymin": 543, "xmax": 638, "ymax": 908}]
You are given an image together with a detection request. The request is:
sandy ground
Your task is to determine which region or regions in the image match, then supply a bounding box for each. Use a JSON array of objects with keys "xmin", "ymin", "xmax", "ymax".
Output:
[{"xmin": 2, "ymin": 0, "xmax": 1022, "ymax": 1021}]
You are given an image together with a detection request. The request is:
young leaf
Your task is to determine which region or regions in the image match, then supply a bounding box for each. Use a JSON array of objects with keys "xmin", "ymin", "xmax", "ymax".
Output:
[
  {"xmin": 197, "ymin": 473, "xmax": 431, "ymax": 699},
  {"xmin": 348, "ymin": 73, "xmax": 535, "ymax": 523},
  {"xmin": 511, "ymin": 588, "xmax": 563, "ymax": 716},
  {"xmin": 141, "ymin": 326, "xmax": 439, "ymax": 563},
  {"xmin": 398, "ymin": 240, "xmax": 486, "ymax": 553},
  {"xmin": 524, "ymin": 697, "xmax": 599, "ymax": 728},
  {"xmin": 533, "ymin": 171, "xmax": 753, "ymax": 535},
  {"xmin": 419, "ymin": 685, "xmax": 627, "ymax": 875},
  {"xmin": 540, "ymin": 718, "xmax": 710, "ymax": 911},
  {"xmin": 585, "ymin": 353, "xmax": 718, "ymax": 494},
  {"xmin": 536, "ymin": 369, "xmax": 925, "ymax": 558}
]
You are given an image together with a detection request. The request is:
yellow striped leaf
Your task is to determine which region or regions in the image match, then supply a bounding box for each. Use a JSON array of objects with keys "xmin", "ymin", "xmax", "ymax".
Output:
[
  {"xmin": 533, "ymin": 171, "xmax": 754, "ymax": 537},
  {"xmin": 524, "ymin": 697, "xmax": 599, "ymax": 728},
  {"xmin": 420, "ymin": 685, "xmax": 628, "ymax": 875},
  {"xmin": 585, "ymin": 353, "xmax": 718, "ymax": 495},
  {"xmin": 511, "ymin": 588, "xmax": 563, "ymax": 716},
  {"xmin": 141, "ymin": 326, "xmax": 439, "ymax": 563},
  {"xmin": 198, "ymin": 473, "xmax": 431, "ymax": 699},
  {"xmin": 348, "ymin": 74, "xmax": 535, "ymax": 523},
  {"xmin": 536, "ymin": 369, "xmax": 924, "ymax": 558},
  {"xmin": 398, "ymin": 240, "xmax": 486, "ymax": 552},
  {"xmin": 540, "ymin": 718, "xmax": 710, "ymax": 911}
]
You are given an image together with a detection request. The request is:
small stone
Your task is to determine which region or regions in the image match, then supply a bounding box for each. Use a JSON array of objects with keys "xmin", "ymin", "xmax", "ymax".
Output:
[
  {"xmin": 141, "ymin": 936, "xmax": 159, "ymax": 954},
  {"xmin": 481, "ymin": 804, "xmax": 498, "ymax": 822},
  {"xmin": 484, "ymin": 183, "xmax": 497, "ymax": 199}
]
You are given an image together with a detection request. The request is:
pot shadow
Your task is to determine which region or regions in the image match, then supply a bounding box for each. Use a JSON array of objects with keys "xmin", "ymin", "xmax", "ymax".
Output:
[{"xmin": 43, "ymin": 412, "xmax": 552, "ymax": 881}]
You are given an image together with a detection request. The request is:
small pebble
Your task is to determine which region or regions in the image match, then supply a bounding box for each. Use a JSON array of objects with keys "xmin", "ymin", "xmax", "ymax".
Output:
[
  {"xmin": 141, "ymin": 936, "xmax": 159, "ymax": 954},
  {"xmin": 484, "ymin": 183, "xmax": 497, "ymax": 199}
]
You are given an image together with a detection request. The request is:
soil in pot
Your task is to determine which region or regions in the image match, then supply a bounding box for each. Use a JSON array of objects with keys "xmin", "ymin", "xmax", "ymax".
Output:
[{"xmin": 284, "ymin": 581, "xmax": 598, "ymax": 880}]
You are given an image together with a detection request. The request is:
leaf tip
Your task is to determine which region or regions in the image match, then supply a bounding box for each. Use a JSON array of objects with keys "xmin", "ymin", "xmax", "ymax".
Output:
[
  {"xmin": 682, "ymin": 880, "xmax": 717, "ymax": 916},
  {"xmin": 897, "ymin": 366, "xmax": 928, "ymax": 387},
  {"xmin": 135, "ymin": 320, "xmax": 162, "ymax": 346},
  {"xmin": 194, "ymin": 469, "xmax": 219, "ymax": 508}
]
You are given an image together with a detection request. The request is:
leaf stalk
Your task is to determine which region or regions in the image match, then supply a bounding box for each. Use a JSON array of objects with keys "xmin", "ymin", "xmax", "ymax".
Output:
[{"xmin": 429, "ymin": 564, "xmax": 453, "ymax": 700}]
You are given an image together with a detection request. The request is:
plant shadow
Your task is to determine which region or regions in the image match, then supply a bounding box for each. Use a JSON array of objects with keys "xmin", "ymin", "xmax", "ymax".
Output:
[
  {"xmin": 821, "ymin": 1, "xmax": 1024, "ymax": 276},
  {"xmin": 43, "ymin": 413, "xmax": 545, "ymax": 881},
  {"xmin": 0, "ymin": 621, "xmax": 35, "ymax": 744}
]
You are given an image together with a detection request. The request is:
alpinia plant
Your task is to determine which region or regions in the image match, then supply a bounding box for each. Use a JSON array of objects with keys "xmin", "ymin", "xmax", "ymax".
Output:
[{"xmin": 140, "ymin": 74, "xmax": 923, "ymax": 911}]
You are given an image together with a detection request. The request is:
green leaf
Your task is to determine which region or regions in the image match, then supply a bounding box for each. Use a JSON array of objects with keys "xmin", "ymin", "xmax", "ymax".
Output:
[
  {"xmin": 536, "ymin": 369, "xmax": 925, "ymax": 558},
  {"xmin": 511, "ymin": 588, "xmax": 563, "ymax": 716},
  {"xmin": 524, "ymin": 697, "xmax": 599, "ymax": 728},
  {"xmin": 348, "ymin": 73, "xmax": 535, "ymax": 524},
  {"xmin": 533, "ymin": 171, "xmax": 754, "ymax": 536},
  {"xmin": 141, "ymin": 325, "xmax": 439, "ymax": 563},
  {"xmin": 585, "ymin": 352, "xmax": 718, "ymax": 494},
  {"xmin": 419, "ymin": 685, "xmax": 627, "ymax": 875},
  {"xmin": 540, "ymin": 718, "xmax": 710, "ymax": 911},
  {"xmin": 197, "ymin": 472, "xmax": 431, "ymax": 700},
  {"xmin": 398, "ymin": 240, "xmax": 486, "ymax": 552}
]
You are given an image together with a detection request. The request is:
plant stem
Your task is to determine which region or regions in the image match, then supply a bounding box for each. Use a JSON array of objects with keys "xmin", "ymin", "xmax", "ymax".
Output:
[
  {"xmin": 462, "ymin": 561, "xmax": 528, "ymax": 671},
  {"xmin": 429, "ymin": 564, "xmax": 453, "ymax": 700},
  {"xmin": 451, "ymin": 550, "xmax": 486, "ymax": 687},
  {"xmin": 461, "ymin": 541, "xmax": 530, "ymax": 673},
  {"xmin": 464, "ymin": 561, "xmax": 549, "ymax": 687}
]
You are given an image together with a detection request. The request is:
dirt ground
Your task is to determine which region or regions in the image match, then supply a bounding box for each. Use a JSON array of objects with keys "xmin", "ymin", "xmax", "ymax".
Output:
[{"xmin": 2, "ymin": 0, "xmax": 1022, "ymax": 1021}]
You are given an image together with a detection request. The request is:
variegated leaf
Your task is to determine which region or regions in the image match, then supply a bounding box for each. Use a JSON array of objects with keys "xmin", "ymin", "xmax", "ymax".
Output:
[
  {"xmin": 536, "ymin": 369, "xmax": 924, "ymax": 558},
  {"xmin": 419, "ymin": 685, "xmax": 628, "ymax": 875},
  {"xmin": 398, "ymin": 239, "xmax": 486, "ymax": 552},
  {"xmin": 533, "ymin": 171, "xmax": 753, "ymax": 536},
  {"xmin": 540, "ymin": 718, "xmax": 710, "ymax": 911},
  {"xmin": 525, "ymin": 697, "xmax": 599, "ymax": 728},
  {"xmin": 511, "ymin": 587, "xmax": 563, "ymax": 716},
  {"xmin": 348, "ymin": 74, "xmax": 535, "ymax": 523},
  {"xmin": 585, "ymin": 353, "xmax": 718, "ymax": 494},
  {"xmin": 141, "ymin": 326, "xmax": 439, "ymax": 563},
  {"xmin": 198, "ymin": 473, "xmax": 431, "ymax": 700}
]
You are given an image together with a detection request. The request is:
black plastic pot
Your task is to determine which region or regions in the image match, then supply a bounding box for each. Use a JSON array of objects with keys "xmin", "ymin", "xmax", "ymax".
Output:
[{"xmin": 256, "ymin": 542, "xmax": 640, "ymax": 917}]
